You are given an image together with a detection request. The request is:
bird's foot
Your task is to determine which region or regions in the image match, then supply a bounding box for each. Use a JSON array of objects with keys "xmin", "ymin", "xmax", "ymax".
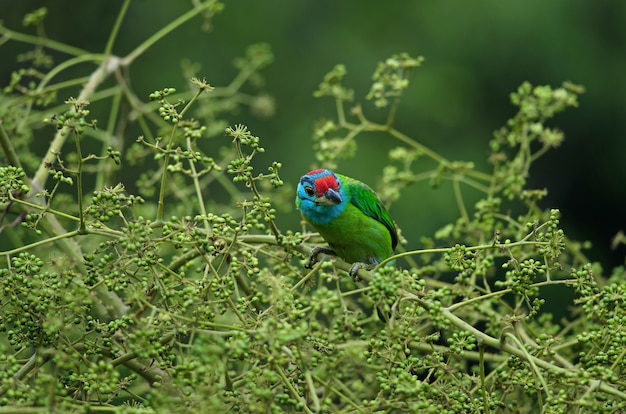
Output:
[
  {"xmin": 348, "ymin": 262, "xmax": 374, "ymax": 282},
  {"xmin": 305, "ymin": 246, "xmax": 336, "ymax": 269}
]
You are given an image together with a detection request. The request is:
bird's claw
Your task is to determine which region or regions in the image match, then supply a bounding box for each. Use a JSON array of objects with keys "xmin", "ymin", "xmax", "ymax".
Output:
[
  {"xmin": 305, "ymin": 246, "xmax": 335, "ymax": 269},
  {"xmin": 348, "ymin": 262, "xmax": 372, "ymax": 282},
  {"xmin": 305, "ymin": 249, "xmax": 373, "ymax": 283}
]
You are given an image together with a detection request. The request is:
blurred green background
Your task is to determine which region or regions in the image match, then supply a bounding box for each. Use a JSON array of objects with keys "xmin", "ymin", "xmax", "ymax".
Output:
[{"xmin": 2, "ymin": 0, "xmax": 625, "ymax": 269}]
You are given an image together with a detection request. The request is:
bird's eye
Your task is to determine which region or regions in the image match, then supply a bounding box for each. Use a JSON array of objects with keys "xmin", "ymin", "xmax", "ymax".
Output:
[{"xmin": 304, "ymin": 187, "xmax": 315, "ymax": 197}]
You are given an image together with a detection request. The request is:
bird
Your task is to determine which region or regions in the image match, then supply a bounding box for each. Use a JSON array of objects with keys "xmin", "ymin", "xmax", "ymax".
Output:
[{"xmin": 296, "ymin": 169, "xmax": 398, "ymax": 278}]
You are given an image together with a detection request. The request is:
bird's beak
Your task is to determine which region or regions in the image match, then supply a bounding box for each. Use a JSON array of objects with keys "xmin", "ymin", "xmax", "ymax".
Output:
[{"xmin": 315, "ymin": 188, "xmax": 342, "ymax": 206}]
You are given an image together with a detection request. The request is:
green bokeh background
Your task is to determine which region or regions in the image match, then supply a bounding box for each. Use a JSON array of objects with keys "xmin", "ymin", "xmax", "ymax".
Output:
[{"xmin": 2, "ymin": 0, "xmax": 625, "ymax": 269}]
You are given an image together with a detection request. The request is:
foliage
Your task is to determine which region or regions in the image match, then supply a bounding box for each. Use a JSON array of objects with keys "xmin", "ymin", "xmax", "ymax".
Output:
[{"xmin": 1, "ymin": 2, "xmax": 625, "ymax": 413}]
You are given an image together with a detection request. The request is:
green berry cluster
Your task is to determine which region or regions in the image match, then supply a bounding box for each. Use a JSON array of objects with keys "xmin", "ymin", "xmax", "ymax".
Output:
[
  {"xmin": 85, "ymin": 183, "xmax": 144, "ymax": 223},
  {"xmin": 444, "ymin": 244, "xmax": 476, "ymax": 284},
  {"xmin": 498, "ymin": 258, "xmax": 545, "ymax": 296},
  {"xmin": 44, "ymin": 98, "xmax": 96, "ymax": 135},
  {"xmin": 367, "ymin": 53, "xmax": 424, "ymax": 108},
  {"xmin": 368, "ymin": 266, "xmax": 402, "ymax": 313},
  {"xmin": 0, "ymin": 253, "xmax": 91, "ymax": 349},
  {"xmin": 0, "ymin": 166, "xmax": 30, "ymax": 202},
  {"xmin": 313, "ymin": 64, "xmax": 354, "ymax": 101},
  {"xmin": 151, "ymin": 87, "xmax": 181, "ymax": 124}
]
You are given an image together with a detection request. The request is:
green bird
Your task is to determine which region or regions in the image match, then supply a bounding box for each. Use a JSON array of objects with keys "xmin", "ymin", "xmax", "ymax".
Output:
[{"xmin": 296, "ymin": 169, "xmax": 398, "ymax": 278}]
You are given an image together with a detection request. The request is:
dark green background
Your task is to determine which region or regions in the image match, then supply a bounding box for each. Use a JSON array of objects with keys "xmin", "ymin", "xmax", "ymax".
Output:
[{"xmin": 2, "ymin": 0, "xmax": 625, "ymax": 269}]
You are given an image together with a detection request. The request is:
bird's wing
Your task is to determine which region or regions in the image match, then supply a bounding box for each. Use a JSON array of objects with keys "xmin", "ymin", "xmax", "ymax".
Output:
[{"xmin": 339, "ymin": 174, "xmax": 398, "ymax": 250}]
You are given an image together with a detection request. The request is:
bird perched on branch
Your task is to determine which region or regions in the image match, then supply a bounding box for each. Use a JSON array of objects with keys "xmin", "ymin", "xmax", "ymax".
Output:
[{"xmin": 296, "ymin": 169, "xmax": 398, "ymax": 278}]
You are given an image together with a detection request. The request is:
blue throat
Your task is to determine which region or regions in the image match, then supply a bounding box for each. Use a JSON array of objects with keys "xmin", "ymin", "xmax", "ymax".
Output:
[{"xmin": 301, "ymin": 194, "xmax": 348, "ymax": 225}]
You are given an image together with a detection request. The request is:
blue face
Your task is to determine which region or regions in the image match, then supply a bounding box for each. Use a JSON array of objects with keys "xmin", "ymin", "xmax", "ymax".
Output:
[
  {"xmin": 296, "ymin": 170, "xmax": 347, "ymax": 225},
  {"xmin": 296, "ymin": 176, "xmax": 317, "ymax": 205}
]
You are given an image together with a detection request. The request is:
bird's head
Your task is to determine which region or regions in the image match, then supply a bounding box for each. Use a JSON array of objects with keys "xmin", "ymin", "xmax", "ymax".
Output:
[{"xmin": 296, "ymin": 169, "xmax": 347, "ymax": 224}]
